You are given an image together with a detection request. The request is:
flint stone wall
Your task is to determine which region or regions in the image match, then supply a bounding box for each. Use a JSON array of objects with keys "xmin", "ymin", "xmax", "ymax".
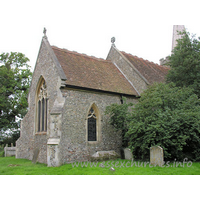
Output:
[
  {"xmin": 107, "ymin": 46, "xmax": 148, "ymax": 95},
  {"xmin": 16, "ymin": 37, "xmax": 139, "ymax": 166},
  {"xmin": 60, "ymin": 88, "xmax": 138, "ymax": 164},
  {"xmin": 16, "ymin": 39, "xmax": 62, "ymax": 164}
]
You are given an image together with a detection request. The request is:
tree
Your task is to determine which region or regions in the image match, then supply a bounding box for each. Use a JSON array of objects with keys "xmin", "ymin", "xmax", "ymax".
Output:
[
  {"xmin": 167, "ymin": 30, "xmax": 200, "ymax": 97},
  {"xmin": 126, "ymin": 83, "xmax": 200, "ymax": 161},
  {"xmin": 105, "ymin": 30, "xmax": 200, "ymax": 162},
  {"xmin": 105, "ymin": 98, "xmax": 133, "ymax": 147},
  {"xmin": 0, "ymin": 52, "xmax": 32, "ymax": 141}
]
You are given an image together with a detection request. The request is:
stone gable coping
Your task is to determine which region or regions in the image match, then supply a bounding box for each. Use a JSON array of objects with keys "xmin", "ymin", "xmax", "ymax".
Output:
[
  {"xmin": 42, "ymin": 37, "xmax": 67, "ymax": 81},
  {"xmin": 107, "ymin": 46, "xmax": 150, "ymax": 85}
]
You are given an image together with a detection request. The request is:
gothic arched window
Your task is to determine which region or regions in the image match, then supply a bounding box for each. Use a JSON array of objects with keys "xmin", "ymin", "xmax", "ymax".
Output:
[
  {"xmin": 87, "ymin": 104, "xmax": 101, "ymax": 142},
  {"xmin": 37, "ymin": 79, "xmax": 48, "ymax": 133}
]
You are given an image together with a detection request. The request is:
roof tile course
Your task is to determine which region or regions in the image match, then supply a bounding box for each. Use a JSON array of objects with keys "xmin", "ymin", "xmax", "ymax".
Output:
[
  {"xmin": 121, "ymin": 52, "xmax": 169, "ymax": 84},
  {"xmin": 51, "ymin": 46, "xmax": 169, "ymax": 97},
  {"xmin": 52, "ymin": 46, "xmax": 138, "ymax": 96}
]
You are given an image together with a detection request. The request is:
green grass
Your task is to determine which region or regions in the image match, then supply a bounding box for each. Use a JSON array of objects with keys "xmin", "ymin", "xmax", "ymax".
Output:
[{"xmin": 0, "ymin": 156, "xmax": 200, "ymax": 175}]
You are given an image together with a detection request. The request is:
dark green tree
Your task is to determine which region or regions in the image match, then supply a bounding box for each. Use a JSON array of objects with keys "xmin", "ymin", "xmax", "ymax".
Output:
[
  {"xmin": 105, "ymin": 98, "xmax": 133, "ymax": 147},
  {"xmin": 106, "ymin": 30, "xmax": 200, "ymax": 162},
  {"xmin": 167, "ymin": 30, "xmax": 200, "ymax": 97},
  {"xmin": 0, "ymin": 52, "xmax": 32, "ymax": 141},
  {"xmin": 126, "ymin": 83, "xmax": 200, "ymax": 161}
]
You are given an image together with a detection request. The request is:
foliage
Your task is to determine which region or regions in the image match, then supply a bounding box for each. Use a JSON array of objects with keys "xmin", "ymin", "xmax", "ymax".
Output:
[
  {"xmin": 126, "ymin": 83, "xmax": 200, "ymax": 161},
  {"xmin": 105, "ymin": 98, "xmax": 133, "ymax": 147},
  {"xmin": 105, "ymin": 30, "xmax": 200, "ymax": 162},
  {"xmin": 0, "ymin": 147, "xmax": 4, "ymax": 157},
  {"xmin": 167, "ymin": 30, "xmax": 200, "ymax": 97},
  {"xmin": 0, "ymin": 52, "xmax": 32, "ymax": 140},
  {"xmin": 1, "ymin": 133, "xmax": 20, "ymax": 146}
]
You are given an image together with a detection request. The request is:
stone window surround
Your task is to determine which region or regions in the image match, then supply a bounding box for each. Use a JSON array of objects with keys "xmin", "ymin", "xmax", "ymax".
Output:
[
  {"xmin": 35, "ymin": 76, "xmax": 48, "ymax": 135},
  {"xmin": 86, "ymin": 103, "xmax": 101, "ymax": 144}
]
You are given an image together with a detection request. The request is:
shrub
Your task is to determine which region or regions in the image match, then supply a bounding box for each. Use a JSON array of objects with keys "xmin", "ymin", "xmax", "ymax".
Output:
[
  {"xmin": 126, "ymin": 83, "xmax": 200, "ymax": 161},
  {"xmin": 105, "ymin": 98, "xmax": 133, "ymax": 147},
  {"xmin": 0, "ymin": 147, "xmax": 4, "ymax": 157}
]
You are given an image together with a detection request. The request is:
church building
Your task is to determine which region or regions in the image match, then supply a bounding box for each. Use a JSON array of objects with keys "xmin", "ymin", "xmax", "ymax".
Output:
[{"xmin": 16, "ymin": 27, "xmax": 177, "ymax": 166}]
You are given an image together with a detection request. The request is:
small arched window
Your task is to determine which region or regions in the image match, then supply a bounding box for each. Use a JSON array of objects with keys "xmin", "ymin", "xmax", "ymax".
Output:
[
  {"xmin": 87, "ymin": 107, "xmax": 97, "ymax": 141},
  {"xmin": 37, "ymin": 79, "xmax": 48, "ymax": 133},
  {"xmin": 87, "ymin": 104, "xmax": 101, "ymax": 142}
]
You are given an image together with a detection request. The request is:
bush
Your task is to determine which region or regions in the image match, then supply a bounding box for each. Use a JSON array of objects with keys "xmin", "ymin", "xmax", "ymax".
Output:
[
  {"xmin": 0, "ymin": 147, "xmax": 4, "ymax": 157},
  {"xmin": 126, "ymin": 83, "xmax": 200, "ymax": 161},
  {"xmin": 105, "ymin": 98, "xmax": 133, "ymax": 147},
  {"xmin": 1, "ymin": 132, "xmax": 20, "ymax": 147}
]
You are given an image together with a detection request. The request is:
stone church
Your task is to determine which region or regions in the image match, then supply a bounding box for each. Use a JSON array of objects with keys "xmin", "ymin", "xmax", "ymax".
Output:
[{"xmin": 16, "ymin": 26, "xmax": 183, "ymax": 167}]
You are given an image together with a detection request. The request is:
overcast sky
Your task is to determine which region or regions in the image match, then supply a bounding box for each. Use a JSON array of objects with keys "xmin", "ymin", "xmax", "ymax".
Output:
[{"xmin": 1, "ymin": 0, "xmax": 200, "ymax": 71}]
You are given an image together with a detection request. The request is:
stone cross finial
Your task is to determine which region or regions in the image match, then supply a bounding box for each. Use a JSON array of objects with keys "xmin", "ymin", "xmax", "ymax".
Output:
[
  {"xmin": 43, "ymin": 27, "xmax": 47, "ymax": 38},
  {"xmin": 111, "ymin": 37, "xmax": 116, "ymax": 47}
]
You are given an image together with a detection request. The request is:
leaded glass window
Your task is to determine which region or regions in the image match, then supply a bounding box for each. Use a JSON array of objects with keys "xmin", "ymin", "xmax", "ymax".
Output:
[
  {"xmin": 42, "ymin": 98, "xmax": 45, "ymax": 131},
  {"xmin": 87, "ymin": 107, "xmax": 97, "ymax": 141},
  {"xmin": 45, "ymin": 98, "xmax": 48, "ymax": 131},
  {"xmin": 38, "ymin": 100, "xmax": 41, "ymax": 132},
  {"xmin": 37, "ymin": 79, "xmax": 48, "ymax": 133}
]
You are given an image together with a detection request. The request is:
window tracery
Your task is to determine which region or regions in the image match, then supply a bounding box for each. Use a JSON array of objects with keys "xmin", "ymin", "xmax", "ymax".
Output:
[
  {"xmin": 37, "ymin": 79, "xmax": 48, "ymax": 133},
  {"xmin": 87, "ymin": 107, "xmax": 97, "ymax": 141}
]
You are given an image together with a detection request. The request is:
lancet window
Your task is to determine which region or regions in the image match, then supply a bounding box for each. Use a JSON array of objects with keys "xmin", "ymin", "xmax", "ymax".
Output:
[
  {"xmin": 37, "ymin": 79, "xmax": 48, "ymax": 132},
  {"xmin": 87, "ymin": 107, "xmax": 97, "ymax": 141}
]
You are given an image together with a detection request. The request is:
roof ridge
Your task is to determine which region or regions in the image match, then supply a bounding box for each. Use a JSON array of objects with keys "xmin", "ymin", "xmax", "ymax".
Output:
[
  {"xmin": 129, "ymin": 53, "xmax": 168, "ymax": 76},
  {"xmin": 121, "ymin": 51, "xmax": 168, "ymax": 68},
  {"xmin": 52, "ymin": 45, "xmax": 109, "ymax": 63},
  {"xmin": 121, "ymin": 50, "xmax": 169, "ymax": 84}
]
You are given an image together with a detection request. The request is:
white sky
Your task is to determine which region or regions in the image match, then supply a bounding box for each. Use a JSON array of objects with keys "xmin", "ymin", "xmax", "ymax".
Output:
[{"xmin": 1, "ymin": 0, "xmax": 200, "ymax": 71}]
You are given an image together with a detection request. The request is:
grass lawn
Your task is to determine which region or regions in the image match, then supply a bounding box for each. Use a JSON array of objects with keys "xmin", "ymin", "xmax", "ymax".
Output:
[{"xmin": 0, "ymin": 155, "xmax": 200, "ymax": 175}]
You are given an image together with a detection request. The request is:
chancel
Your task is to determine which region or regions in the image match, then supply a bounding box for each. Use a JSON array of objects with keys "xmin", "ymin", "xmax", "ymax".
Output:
[{"xmin": 16, "ymin": 26, "xmax": 183, "ymax": 167}]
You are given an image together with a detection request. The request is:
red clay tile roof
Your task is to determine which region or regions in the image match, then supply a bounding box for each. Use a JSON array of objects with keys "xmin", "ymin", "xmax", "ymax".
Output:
[
  {"xmin": 121, "ymin": 52, "xmax": 169, "ymax": 84},
  {"xmin": 52, "ymin": 46, "xmax": 138, "ymax": 96}
]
